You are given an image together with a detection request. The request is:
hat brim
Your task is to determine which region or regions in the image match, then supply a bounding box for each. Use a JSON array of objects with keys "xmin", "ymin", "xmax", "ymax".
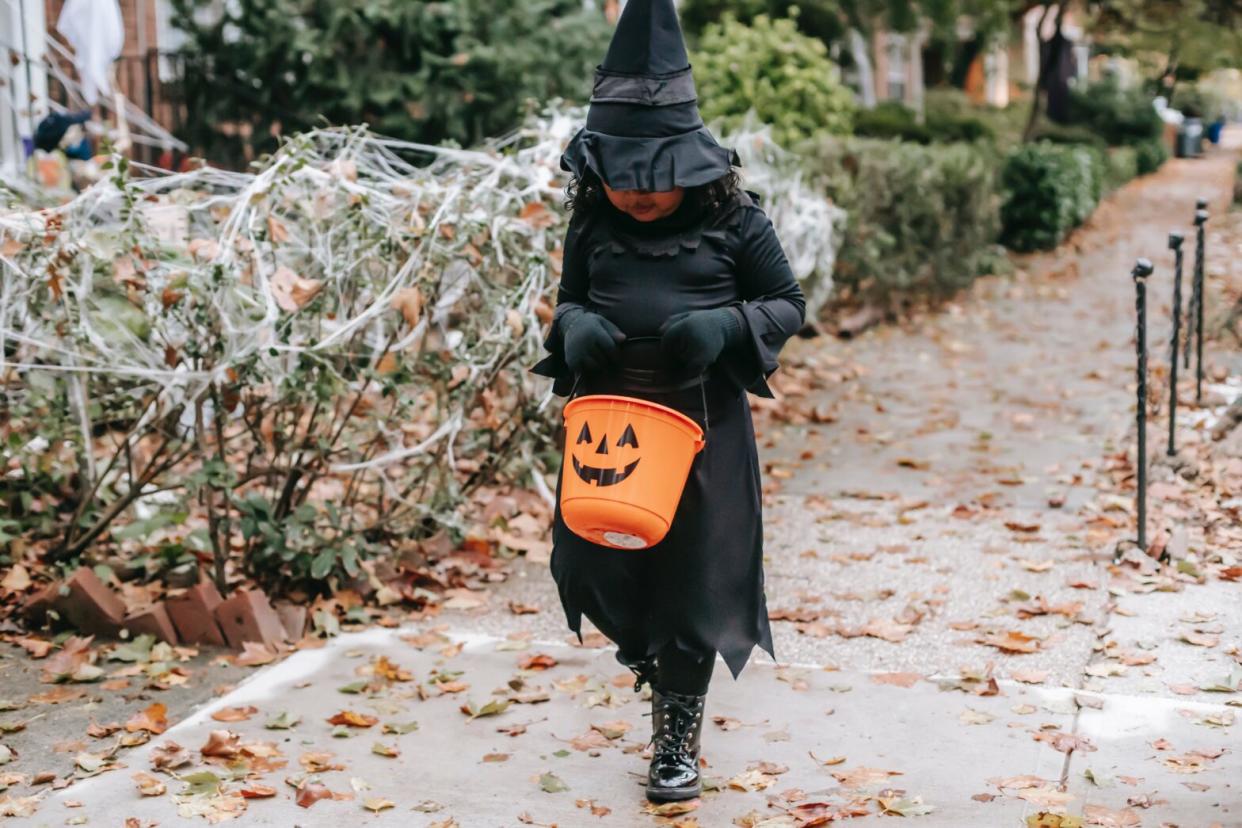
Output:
[{"xmin": 560, "ymin": 126, "xmax": 740, "ymax": 192}]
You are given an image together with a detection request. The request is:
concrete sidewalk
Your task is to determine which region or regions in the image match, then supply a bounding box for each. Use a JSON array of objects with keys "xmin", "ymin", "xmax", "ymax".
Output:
[
  {"xmin": 23, "ymin": 623, "xmax": 1240, "ymax": 827},
  {"xmin": 9, "ymin": 148, "xmax": 1242, "ymax": 828}
]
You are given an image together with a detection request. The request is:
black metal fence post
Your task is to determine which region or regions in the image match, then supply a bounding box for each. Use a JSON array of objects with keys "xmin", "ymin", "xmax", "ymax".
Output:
[
  {"xmin": 1193, "ymin": 204, "xmax": 1209, "ymax": 403},
  {"xmin": 1167, "ymin": 232, "xmax": 1184, "ymax": 456},
  {"xmin": 1132, "ymin": 258, "xmax": 1153, "ymax": 556}
]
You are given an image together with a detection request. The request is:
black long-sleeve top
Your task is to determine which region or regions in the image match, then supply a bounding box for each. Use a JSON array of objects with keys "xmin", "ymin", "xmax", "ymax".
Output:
[{"xmin": 532, "ymin": 190, "xmax": 806, "ymax": 398}]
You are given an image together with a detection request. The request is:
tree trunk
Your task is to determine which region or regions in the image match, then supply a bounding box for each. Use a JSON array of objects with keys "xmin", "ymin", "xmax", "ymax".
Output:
[{"xmin": 1023, "ymin": 4, "xmax": 1066, "ymax": 142}]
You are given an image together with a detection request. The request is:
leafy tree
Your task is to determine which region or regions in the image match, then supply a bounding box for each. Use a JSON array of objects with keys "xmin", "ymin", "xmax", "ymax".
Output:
[
  {"xmin": 680, "ymin": 0, "xmax": 1023, "ymax": 98},
  {"xmin": 170, "ymin": 0, "xmax": 611, "ymax": 166},
  {"xmin": 1086, "ymin": 0, "xmax": 1242, "ymax": 96}
]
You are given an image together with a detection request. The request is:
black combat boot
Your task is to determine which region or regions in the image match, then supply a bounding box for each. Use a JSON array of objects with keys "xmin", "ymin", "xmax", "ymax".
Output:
[{"xmin": 645, "ymin": 688, "xmax": 707, "ymax": 802}]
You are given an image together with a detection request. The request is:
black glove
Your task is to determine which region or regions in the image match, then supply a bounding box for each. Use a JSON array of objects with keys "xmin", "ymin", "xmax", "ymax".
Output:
[
  {"xmin": 659, "ymin": 307, "xmax": 745, "ymax": 377},
  {"xmin": 561, "ymin": 308, "xmax": 626, "ymax": 376}
]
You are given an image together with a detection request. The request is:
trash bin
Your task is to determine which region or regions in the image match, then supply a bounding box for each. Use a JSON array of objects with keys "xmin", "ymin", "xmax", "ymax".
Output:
[
  {"xmin": 1206, "ymin": 119, "xmax": 1224, "ymax": 145},
  {"xmin": 1176, "ymin": 118, "xmax": 1204, "ymax": 158}
]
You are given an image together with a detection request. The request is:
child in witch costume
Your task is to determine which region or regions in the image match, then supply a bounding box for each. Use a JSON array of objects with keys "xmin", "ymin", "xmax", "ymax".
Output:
[{"xmin": 532, "ymin": 0, "xmax": 805, "ymax": 804}]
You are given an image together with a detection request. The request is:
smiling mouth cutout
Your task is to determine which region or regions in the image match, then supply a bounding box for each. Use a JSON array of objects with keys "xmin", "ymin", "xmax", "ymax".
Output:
[
  {"xmin": 571, "ymin": 422, "xmax": 640, "ymax": 487},
  {"xmin": 573, "ymin": 456, "xmax": 640, "ymax": 487}
]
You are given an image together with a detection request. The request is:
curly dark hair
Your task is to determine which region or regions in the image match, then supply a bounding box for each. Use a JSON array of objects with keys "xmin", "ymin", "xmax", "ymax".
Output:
[{"xmin": 565, "ymin": 168, "xmax": 743, "ymax": 221}]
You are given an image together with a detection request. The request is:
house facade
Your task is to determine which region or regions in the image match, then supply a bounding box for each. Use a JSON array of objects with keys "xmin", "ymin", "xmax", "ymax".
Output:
[{"xmin": 1, "ymin": 0, "xmax": 182, "ymax": 174}]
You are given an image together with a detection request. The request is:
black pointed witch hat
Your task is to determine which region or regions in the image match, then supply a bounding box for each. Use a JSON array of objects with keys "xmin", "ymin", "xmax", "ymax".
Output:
[{"xmin": 560, "ymin": 0, "xmax": 739, "ymax": 192}]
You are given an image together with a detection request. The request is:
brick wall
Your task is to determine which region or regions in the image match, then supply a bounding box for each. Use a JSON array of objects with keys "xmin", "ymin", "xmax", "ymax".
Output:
[{"xmin": 43, "ymin": 0, "xmax": 180, "ymax": 152}]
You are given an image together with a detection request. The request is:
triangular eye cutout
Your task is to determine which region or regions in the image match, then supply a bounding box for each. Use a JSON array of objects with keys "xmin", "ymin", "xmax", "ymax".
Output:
[
  {"xmin": 576, "ymin": 423, "xmax": 593, "ymax": 445},
  {"xmin": 617, "ymin": 424, "xmax": 639, "ymax": 449},
  {"xmin": 595, "ymin": 434, "xmax": 609, "ymax": 455}
]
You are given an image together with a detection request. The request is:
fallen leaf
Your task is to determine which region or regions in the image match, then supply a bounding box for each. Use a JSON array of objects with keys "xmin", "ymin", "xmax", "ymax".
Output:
[
  {"xmin": 1082, "ymin": 804, "xmax": 1141, "ymax": 827},
  {"xmin": 830, "ymin": 767, "xmax": 902, "ymax": 788},
  {"xmin": 125, "ymin": 703, "xmax": 168, "ymax": 735},
  {"xmin": 539, "ymin": 772, "xmax": 568, "ymax": 793},
  {"xmin": 326, "ymin": 710, "xmax": 378, "ymax": 728},
  {"xmin": 296, "ymin": 783, "xmax": 334, "ymax": 808},
  {"xmin": 236, "ymin": 642, "xmax": 276, "ymax": 667},
  {"xmin": 132, "ymin": 771, "xmax": 166, "ymax": 797},
  {"xmin": 199, "ymin": 730, "xmax": 241, "ymax": 758},
  {"xmin": 978, "ymin": 630, "xmax": 1042, "ymax": 654}
]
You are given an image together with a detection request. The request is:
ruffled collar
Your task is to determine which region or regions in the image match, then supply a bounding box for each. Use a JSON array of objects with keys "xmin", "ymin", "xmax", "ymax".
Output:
[{"xmin": 598, "ymin": 194, "xmax": 743, "ymax": 258}]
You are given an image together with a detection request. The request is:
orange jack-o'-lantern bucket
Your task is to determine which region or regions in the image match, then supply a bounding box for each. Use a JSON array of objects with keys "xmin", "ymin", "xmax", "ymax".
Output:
[{"xmin": 560, "ymin": 395, "xmax": 706, "ymax": 550}]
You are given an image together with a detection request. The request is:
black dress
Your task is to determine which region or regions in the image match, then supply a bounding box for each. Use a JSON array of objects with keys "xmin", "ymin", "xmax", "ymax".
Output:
[{"xmin": 532, "ymin": 190, "xmax": 805, "ymax": 679}]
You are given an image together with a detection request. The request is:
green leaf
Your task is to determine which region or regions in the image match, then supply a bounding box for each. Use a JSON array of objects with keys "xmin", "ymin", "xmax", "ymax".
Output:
[
  {"xmin": 337, "ymin": 680, "xmax": 369, "ymax": 694},
  {"xmin": 264, "ymin": 711, "xmax": 302, "ymax": 729},
  {"xmin": 464, "ymin": 698, "xmax": 511, "ymax": 720},
  {"xmin": 381, "ymin": 720, "xmax": 419, "ymax": 735},
  {"xmin": 108, "ymin": 634, "xmax": 156, "ymax": 663},
  {"xmin": 538, "ymin": 772, "xmax": 568, "ymax": 793},
  {"xmin": 310, "ymin": 550, "xmax": 335, "ymax": 580},
  {"xmin": 179, "ymin": 770, "xmax": 222, "ymax": 795}
]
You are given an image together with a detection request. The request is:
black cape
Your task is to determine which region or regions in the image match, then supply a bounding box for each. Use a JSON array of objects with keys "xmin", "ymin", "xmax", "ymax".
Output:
[{"xmin": 533, "ymin": 191, "xmax": 805, "ymax": 678}]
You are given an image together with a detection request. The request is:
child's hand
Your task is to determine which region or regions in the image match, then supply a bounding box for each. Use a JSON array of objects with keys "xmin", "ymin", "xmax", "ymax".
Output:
[
  {"xmin": 563, "ymin": 310, "xmax": 626, "ymax": 375},
  {"xmin": 659, "ymin": 308, "xmax": 744, "ymax": 377}
]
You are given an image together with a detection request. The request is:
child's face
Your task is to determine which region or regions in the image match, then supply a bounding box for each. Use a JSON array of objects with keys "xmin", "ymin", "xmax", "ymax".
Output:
[{"xmin": 601, "ymin": 183, "xmax": 685, "ymax": 222}]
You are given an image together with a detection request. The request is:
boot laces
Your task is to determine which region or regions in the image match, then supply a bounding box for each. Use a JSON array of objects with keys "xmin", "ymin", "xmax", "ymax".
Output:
[
  {"xmin": 652, "ymin": 693, "xmax": 700, "ymax": 763},
  {"xmin": 625, "ymin": 657, "xmax": 657, "ymax": 692}
]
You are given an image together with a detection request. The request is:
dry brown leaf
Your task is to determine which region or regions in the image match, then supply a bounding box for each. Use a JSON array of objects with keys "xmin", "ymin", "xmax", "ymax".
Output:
[
  {"xmin": 978, "ymin": 630, "xmax": 1042, "ymax": 654},
  {"xmin": 327, "ymin": 710, "xmax": 378, "ymax": 728},
  {"xmin": 125, "ymin": 703, "xmax": 169, "ymax": 735},
  {"xmin": 518, "ymin": 653, "xmax": 558, "ymax": 671},
  {"xmin": 200, "ymin": 729, "xmax": 241, "ymax": 758},
  {"xmin": 132, "ymin": 771, "xmax": 166, "ymax": 797},
  {"xmin": 0, "ymin": 565, "xmax": 32, "ymax": 593},
  {"xmin": 831, "ymin": 766, "xmax": 903, "ymax": 788},
  {"xmin": 296, "ymin": 783, "xmax": 333, "ymax": 808},
  {"xmin": 269, "ymin": 266, "xmax": 323, "ymax": 313},
  {"xmin": 150, "ymin": 741, "xmax": 192, "ymax": 770},
  {"xmin": 236, "ymin": 642, "xmax": 276, "ymax": 667},
  {"xmin": 390, "ymin": 287, "xmax": 424, "ymax": 328}
]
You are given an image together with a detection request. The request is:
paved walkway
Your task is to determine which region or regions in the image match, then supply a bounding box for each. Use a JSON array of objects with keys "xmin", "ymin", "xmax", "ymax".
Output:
[{"xmin": 20, "ymin": 154, "xmax": 1242, "ymax": 827}]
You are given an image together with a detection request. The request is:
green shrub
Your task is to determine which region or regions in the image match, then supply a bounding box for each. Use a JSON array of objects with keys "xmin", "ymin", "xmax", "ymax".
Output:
[
  {"xmin": 1028, "ymin": 121, "xmax": 1108, "ymax": 150},
  {"xmin": 1172, "ymin": 85, "xmax": 1225, "ymax": 122},
  {"xmin": 1134, "ymin": 138, "xmax": 1169, "ymax": 176},
  {"xmin": 1065, "ymin": 78, "xmax": 1162, "ymax": 147},
  {"xmin": 170, "ymin": 0, "xmax": 611, "ymax": 166},
  {"xmin": 926, "ymin": 88, "xmax": 1026, "ymax": 148},
  {"xmin": 1000, "ymin": 143, "xmax": 1101, "ymax": 252},
  {"xmin": 852, "ymin": 100, "xmax": 992, "ymax": 145},
  {"xmin": 853, "ymin": 102, "xmax": 931, "ymax": 143},
  {"xmin": 925, "ymin": 111, "xmax": 994, "ymax": 143},
  {"xmin": 693, "ymin": 14, "xmax": 856, "ymax": 146},
  {"xmin": 802, "ymin": 137, "xmax": 1001, "ymax": 299},
  {"xmin": 1104, "ymin": 146, "xmax": 1139, "ymax": 191},
  {"xmin": 678, "ymin": 0, "xmax": 847, "ymax": 46}
]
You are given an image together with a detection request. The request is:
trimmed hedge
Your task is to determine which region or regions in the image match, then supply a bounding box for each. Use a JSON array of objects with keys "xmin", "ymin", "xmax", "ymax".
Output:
[
  {"xmin": 1000, "ymin": 143, "xmax": 1101, "ymax": 253},
  {"xmin": 802, "ymin": 137, "xmax": 1001, "ymax": 299},
  {"xmin": 1104, "ymin": 146, "xmax": 1139, "ymax": 192},
  {"xmin": 852, "ymin": 101, "xmax": 993, "ymax": 145},
  {"xmin": 1065, "ymin": 79, "xmax": 1163, "ymax": 147},
  {"xmin": 1135, "ymin": 138, "xmax": 1170, "ymax": 176}
]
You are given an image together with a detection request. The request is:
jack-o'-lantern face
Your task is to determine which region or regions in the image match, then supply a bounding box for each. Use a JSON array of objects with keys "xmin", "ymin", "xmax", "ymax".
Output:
[{"xmin": 571, "ymin": 421, "xmax": 640, "ymax": 487}]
